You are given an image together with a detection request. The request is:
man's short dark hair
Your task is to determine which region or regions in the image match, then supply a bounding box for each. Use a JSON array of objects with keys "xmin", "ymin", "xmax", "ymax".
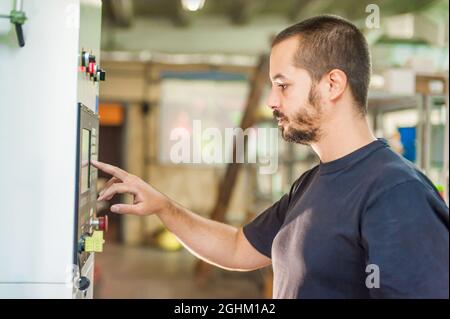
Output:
[{"xmin": 272, "ymin": 15, "xmax": 371, "ymax": 115}]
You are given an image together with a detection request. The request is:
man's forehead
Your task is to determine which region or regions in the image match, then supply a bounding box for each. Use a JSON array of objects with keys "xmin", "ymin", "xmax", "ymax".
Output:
[
  {"xmin": 271, "ymin": 36, "xmax": 300, "ymax": 57},
  {"xmin": 269, "ymin": 55, "xmax": 296, "ymax": 81},
  {"xmin": 269, "ymin": 61, "xmax": 310, "ymax": 83},
  {"xmin": 269, "ymin": 37, "xmax": 301, "ymax": 80},
  {"xmin": 269, "ymin": 54, "xmax": 294, "ymax": 81}
]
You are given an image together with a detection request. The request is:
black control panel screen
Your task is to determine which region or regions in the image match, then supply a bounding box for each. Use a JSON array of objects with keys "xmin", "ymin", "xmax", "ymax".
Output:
[{"xmin": 81, "ymin": 128, "xmax": 91, "ymax": 193}]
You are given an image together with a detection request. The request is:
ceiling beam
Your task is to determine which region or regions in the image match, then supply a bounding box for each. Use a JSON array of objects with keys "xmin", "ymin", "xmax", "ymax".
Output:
[
  {"xmin": 228, "ymin": 0, "xmax": 266, "ymax": 25},
  {"xmin": 106, "ymin": 0, "xmax": 135, "ymax": 28}
]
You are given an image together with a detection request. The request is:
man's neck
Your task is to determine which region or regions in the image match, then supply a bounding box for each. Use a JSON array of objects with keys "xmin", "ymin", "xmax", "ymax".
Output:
[{"xmin": 310, "ymin": 115, "xmax": 377, "ymax": 163}]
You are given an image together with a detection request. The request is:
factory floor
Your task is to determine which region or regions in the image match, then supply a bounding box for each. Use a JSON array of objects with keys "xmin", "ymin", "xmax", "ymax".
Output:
[{"xmin": 94, "ymin": 243, "xmax": 266, "ymax": 299}]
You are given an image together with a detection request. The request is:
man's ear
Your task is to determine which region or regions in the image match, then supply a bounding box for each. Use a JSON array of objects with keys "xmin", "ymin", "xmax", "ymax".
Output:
[{"xmin": 325, "ymin": 69, "xmax": 348, "ymax": 101}]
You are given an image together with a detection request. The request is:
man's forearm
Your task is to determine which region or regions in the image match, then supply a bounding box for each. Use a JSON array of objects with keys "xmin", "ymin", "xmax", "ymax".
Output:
[
  {"xmin": 91, "ymin": 160, "xmax": 270, "ymax": 271},
  {"xmin": 157, "ymin": 200, "xmax": 241, "ymax": 270}
]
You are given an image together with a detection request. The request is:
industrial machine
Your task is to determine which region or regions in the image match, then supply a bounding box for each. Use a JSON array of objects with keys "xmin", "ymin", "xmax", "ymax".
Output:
[{"xmin": 0, "ymin": 0, "xmax": 106, "ymax": 298}]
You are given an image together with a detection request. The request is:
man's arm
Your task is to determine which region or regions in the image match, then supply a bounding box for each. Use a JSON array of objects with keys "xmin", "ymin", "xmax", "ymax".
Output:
[
  {"xmin": 92, "ymin": 160, "xmax": 271, "ymax": 271},
  {"xmin": 361, "ymin": 180, "xmax": 449, "ymax": 298}
]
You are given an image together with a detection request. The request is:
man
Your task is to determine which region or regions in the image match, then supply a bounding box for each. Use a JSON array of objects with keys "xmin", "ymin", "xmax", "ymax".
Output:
[{"xmin": 92, "ymin": 15, "xmax": 449, "ymax": 298}]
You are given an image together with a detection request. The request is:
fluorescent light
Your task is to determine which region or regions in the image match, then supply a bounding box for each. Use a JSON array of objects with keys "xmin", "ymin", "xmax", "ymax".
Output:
[{"xmin": 181, "ymin": 0, "xmax": 206, "ymax": 12}]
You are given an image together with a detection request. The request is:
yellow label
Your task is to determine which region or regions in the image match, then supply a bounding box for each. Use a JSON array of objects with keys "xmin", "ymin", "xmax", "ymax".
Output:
[{"xmin": 84, "ymin": 231, "xmax": 105, "ymax": 252}]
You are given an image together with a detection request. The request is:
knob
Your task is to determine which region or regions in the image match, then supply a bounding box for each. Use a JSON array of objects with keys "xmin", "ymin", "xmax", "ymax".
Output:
[{"xmin": 78, "ymin": 276, "xmax": 90, "ymax": 291}]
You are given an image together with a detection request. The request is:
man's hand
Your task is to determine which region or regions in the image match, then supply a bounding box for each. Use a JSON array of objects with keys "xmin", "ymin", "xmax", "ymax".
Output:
[
  {"xmin": 91, "ymin": 160, "xmax": 271, "ymax": 271},
  {"xmin": 91, "ymin": 160, "xmax": 169, "ymax": 216}
]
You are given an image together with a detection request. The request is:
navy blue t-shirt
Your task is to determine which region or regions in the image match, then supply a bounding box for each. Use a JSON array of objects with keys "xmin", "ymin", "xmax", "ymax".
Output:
[{"xmin": 243, "ymin": 139, "xmax": 449, "ymax": 298}]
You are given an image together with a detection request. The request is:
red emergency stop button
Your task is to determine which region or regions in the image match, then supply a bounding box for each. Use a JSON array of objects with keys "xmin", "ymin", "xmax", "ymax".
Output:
[
  {"xmin": 90, "ymin": 215, "xmax": 108, "ymax": 232},
  {"xmin": 98, "ymin": 215, "xmax": 108, "ymax": 232}
]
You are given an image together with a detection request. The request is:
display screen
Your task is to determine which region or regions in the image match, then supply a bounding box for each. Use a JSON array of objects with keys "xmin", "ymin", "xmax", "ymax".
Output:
[{"xmin": 80, "ymin": 128, "xmax": 91, "ymax": 193}]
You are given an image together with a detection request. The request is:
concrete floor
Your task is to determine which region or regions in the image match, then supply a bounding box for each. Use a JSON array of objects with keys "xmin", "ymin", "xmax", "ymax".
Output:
[{"xmin": 94, "ymin": 243, "xmax": 265, "ymax": 299}]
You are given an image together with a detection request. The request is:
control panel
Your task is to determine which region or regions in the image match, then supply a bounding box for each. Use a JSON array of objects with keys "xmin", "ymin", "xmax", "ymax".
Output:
[
  {"xmin": 75, "ymin": 104, "xmax": 107, "ymax": 289},
  {"xmin": 73, "ymin": 43, "xmax": 106, "ymax": 298}
]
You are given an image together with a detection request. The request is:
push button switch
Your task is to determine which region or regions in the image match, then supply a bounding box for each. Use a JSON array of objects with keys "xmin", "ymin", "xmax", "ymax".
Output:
[{"xmin": 90, "ymin": 215, "xmax": 108, "ymax": 232}]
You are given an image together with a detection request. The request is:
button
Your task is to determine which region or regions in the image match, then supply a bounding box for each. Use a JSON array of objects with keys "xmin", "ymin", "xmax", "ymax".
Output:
[
  {"xmin": 78, "ymin": 276, "xmax": 90, "ymax": 291},
  {"xmin": 90, "ymin": 215, "xmax": 108, "ymax": 232},
  {"xmin": 88, "ymin": 62, "xmax": 95, "ymax": 75},
  {"xmin": 98, "ymin": 216, "xmax": 108, "ymax": 232}
]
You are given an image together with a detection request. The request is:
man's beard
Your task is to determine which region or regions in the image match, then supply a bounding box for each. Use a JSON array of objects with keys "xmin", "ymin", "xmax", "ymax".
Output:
[{"xmin": 273, "ymin": 85, "xmax": 322, "ymax": 145}]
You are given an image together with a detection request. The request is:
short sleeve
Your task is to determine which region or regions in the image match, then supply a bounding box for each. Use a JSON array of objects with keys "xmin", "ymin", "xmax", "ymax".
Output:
[
  {"xmin": 242, "ymin": 170, "xmax": 311, "ymax": 258},
  {"xmin": 243, "ymin": 193, "xmax": 291, "ymax": 258},
  {"xmin": 361, "ymin": 180, "xmax": 449, "ymax": 298}
]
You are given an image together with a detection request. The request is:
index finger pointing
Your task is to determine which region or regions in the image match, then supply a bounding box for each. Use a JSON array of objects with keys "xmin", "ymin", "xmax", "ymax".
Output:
[{"xmin": 91, "ymin": 160, "xmax": 129, "ymax": 180}]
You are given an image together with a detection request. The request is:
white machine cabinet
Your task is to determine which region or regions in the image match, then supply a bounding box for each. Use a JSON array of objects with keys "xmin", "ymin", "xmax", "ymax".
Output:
[{"xmin": 0, "ymin": 0, "xmax": 107, "ymax": 298}]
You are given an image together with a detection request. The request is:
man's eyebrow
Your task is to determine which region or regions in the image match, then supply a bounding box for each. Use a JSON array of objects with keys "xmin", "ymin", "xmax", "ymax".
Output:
[{"xmin": 271, "ymin": 73, "xmax": 288, "ymax": 82}]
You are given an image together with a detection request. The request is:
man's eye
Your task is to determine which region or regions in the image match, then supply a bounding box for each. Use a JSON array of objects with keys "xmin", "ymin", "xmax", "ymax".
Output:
[{"xmin": 278, "ymin": 84, "xmax": 287, "ymax": 90}]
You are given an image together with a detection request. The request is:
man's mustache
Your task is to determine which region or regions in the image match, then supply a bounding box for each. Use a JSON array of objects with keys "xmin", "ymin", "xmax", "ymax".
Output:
[{"xmin": 273, "ymin": 110, "xmax": 286, "ymax": 120}]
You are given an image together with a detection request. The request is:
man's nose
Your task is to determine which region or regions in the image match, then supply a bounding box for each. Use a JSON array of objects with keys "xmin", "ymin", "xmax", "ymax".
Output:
[{"xmin": 266, "ymin": 88, "xmax": 280, "ymax": 110}]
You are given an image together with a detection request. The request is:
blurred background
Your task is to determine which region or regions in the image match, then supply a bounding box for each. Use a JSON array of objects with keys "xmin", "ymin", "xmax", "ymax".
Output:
[{"xmin": 93, "ymin": 0, "xmax": 449, "ymax": 298}]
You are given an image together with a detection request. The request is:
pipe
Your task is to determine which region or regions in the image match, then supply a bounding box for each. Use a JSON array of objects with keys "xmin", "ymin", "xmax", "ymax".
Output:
[{"xmin": 15, "ymin": 0, "xmax": 23, "ymax": 12}]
